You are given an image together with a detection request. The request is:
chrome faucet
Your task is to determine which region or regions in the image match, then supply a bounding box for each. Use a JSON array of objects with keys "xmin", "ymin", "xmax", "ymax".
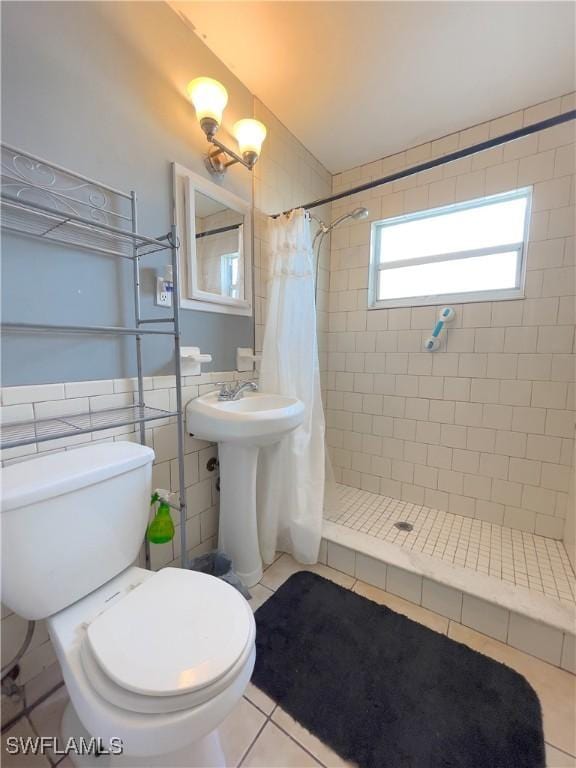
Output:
[{"xmin": 215, "ymin": 380, "xmax": 258, "ymax": 401}]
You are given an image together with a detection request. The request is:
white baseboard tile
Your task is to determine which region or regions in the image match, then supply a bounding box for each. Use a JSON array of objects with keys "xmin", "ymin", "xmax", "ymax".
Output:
[
  {"xmin": 326, "ymin": 541, "xmax": 356, "ymax": 576},
  {"xmin": 356, "ymin": 553, "xmax": 388, "ymax": 590},
  {"xmin": 508, "ymin": 612, "xmax": 564, "ymax": 666},
  {"xmin": 386, "ymin": 565, "xmax": 423, "ymax": 604},
  {"xmin": 560, "ymin": 632, "xmax": 576, "ymax": 674},
  {"xmin": 461, "ymin": 594, "xmax": 510, "ymax": 643},
  {"xmin": 422, "ymin": 578, "xmax": 463, "ymax": 622}
]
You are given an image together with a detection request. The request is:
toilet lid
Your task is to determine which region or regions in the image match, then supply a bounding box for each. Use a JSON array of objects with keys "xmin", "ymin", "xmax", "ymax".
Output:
[{"xmin": 85, "ymin": 568, "xmax": 253, "ymax": 697}]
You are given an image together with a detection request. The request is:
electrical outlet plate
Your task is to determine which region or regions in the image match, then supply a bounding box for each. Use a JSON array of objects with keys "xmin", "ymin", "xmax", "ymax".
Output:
[{"xmin": 156, "ymin": 277, "xmax": 172, "ymax": 307}]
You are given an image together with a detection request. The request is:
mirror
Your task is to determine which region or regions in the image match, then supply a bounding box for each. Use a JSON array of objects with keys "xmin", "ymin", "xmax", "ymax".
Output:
[
  {"xmin": 194, "ymin": 191, "xmax": 244, "ymax": 300},
  {"xmin": 173, "ymin": 164, "xmax": 252, "ymax": 316}
]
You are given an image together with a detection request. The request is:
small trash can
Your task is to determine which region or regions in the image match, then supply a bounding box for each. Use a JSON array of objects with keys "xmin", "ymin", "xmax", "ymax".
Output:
[{"xmin": 188, "ymin": 550, "xmax": 251, "ymax": 600}]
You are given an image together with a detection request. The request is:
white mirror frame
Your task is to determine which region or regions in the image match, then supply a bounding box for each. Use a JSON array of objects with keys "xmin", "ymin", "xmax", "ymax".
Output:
[{"xmin": 172, "ymin": 163, "xmax": 253, "ymax": 316}]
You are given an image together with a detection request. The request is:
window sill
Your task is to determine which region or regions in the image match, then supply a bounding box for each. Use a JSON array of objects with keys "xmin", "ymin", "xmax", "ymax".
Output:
[{"xmin": 368, "ymin": 287, "xmax": 525, "ymax": 310}]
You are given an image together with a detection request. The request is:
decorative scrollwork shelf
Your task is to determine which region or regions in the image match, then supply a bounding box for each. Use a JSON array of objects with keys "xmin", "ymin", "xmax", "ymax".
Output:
[{"xmin": 1, "ymin": 144, "xmax": 167, "ymax": 257}]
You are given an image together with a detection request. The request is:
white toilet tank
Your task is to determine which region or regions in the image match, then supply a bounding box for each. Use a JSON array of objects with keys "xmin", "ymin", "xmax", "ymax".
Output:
[{"xmin": 1, "ymin": 441, "xmax": 155, "ymax": 620}]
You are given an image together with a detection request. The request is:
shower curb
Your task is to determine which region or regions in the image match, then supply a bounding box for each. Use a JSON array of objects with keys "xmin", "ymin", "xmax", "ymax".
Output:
[{"xmin": 321, "ymin": 521, "xmax": 576, "ymax": 673}]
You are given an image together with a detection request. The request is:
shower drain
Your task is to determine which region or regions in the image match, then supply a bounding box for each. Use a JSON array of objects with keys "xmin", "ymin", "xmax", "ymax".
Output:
[{"xmin": 394, "ymin": 521, "xmax": 414, "ymax": 532}]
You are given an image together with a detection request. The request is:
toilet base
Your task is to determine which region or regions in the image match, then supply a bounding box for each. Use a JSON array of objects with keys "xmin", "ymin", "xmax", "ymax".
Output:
[{"xmin": 62, "ymin": 701, "xmax": 226, "ymax": 768}]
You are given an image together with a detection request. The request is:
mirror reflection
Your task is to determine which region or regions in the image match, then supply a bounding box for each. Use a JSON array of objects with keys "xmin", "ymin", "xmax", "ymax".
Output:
[{"xmin": 194, "ymin": 190, "xmax": 245, "ymax": 300}]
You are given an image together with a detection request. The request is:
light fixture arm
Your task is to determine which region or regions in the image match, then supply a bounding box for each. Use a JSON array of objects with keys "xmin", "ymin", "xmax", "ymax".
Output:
[{"xmin": 206, "ymin": 136, "xmax": 257, "ymax": 175}]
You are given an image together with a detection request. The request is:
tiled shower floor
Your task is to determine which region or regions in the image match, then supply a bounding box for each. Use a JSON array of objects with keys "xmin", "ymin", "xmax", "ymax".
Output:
[{"xmin": 326, "ymin": 484, "xmax": 576, "ymax": 606}]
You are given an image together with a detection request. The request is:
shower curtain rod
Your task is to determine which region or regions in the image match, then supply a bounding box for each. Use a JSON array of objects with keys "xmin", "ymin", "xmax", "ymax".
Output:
[
  {"xmin": 275, "ymin": 109, "xmax": 576, "ymax": 217},
  {"xmin": 195, "ymin": 222, "xmax": 241, "ymax": 239}
]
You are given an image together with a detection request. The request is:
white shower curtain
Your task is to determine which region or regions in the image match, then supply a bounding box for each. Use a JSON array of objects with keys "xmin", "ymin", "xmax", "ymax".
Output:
[{"xmin": 257, "ymin": 208, "xmax": 325, "ymax": 564}]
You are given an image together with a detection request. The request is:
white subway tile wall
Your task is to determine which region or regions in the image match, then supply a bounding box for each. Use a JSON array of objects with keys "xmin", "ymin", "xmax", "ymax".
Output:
[
  {"xmin": 0, "ymin": 371, "xmax": 251, "ymax": 685},
  {"xmin": 326, "ymin": 94, "xmax": 576, "ymax": 539}
]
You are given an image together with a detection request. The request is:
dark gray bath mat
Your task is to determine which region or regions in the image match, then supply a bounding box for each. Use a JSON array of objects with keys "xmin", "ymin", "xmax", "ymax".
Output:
[{"xmin": 253, "ymin": 571, "xmax": 545, "ymax": 768}]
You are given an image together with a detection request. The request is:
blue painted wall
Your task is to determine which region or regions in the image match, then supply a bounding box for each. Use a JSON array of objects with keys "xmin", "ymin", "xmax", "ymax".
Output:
[{"xmin": 1, "ymin": 2, "xmax": 255, "ymax": 385}]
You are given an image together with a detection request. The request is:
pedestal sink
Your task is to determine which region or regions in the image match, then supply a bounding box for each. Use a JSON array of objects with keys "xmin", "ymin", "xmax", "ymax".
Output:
[{"xmin": 186, "ymin": 391, "xmax": 305, "ymax": 587}]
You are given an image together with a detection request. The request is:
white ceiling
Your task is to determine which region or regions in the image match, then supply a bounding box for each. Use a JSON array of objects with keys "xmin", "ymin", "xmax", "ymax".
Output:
[{"xmin": 170, "ymin": 1, "xmax": 575, "ymax": 174}]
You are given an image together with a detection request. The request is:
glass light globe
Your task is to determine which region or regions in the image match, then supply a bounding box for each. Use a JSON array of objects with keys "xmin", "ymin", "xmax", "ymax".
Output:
[
  {"xmin": 187, "ymin": 77, "xmax": 228, "ymax": 127},
  {"xmin": 233, "ymin": 119, "xmax": 267, "ymax": 158}
]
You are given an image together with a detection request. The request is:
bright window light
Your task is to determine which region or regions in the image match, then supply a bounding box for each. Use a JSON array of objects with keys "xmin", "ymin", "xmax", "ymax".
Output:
[
  {"xmin": 369, "ymin": 188, "xmax": 531, "ymax": 308},
  {"xmin": 220, "ymin": 252, "xmax": 240, "ymax": 299}
]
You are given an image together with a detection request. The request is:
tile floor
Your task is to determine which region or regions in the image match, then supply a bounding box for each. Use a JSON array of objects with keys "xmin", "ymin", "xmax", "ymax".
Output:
[
  {"xmin": 326, "ymin": 484, "xmax": 576, "ymax": 605},
  {"xmin": 2, "ymin": 554, "xmax": 575, "ymax": 767}
]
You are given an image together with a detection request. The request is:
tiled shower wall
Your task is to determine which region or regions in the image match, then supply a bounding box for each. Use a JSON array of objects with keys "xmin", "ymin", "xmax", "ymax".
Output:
[
  {"xmin": 326, "ymin": 93, "xmax": 576, "ymax": 542},
  {"xmin": 566, "ymin": 449, "xmax": 576, "ymax": 570}
]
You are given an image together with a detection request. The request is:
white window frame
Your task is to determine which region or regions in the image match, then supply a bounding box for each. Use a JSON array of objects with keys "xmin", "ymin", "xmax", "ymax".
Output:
[
  {"xmin": 220, "ymin": 251, "xmax": 240, "ymax": 299},
  {"xmin": 368, "ymin": 188, "xmax": 532, "ymax": 310}
]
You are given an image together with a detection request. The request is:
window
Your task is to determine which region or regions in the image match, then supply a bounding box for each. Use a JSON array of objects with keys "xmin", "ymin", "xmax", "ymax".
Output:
[
  {"xmin": 220, "ymin": 252, "xmax": 240, "ymax": 299},
  {"xmin": 369, "ymin": 188, "xmax": 532, "ymax": 309}
]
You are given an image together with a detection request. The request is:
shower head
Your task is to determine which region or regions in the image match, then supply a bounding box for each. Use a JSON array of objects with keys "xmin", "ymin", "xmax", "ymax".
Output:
[
  {"xmin": 311, "ymin": 205, "xmax": 370, "ymax": 300},
  {"xmin": 310, "ymin": 206, "xmax": 370, "ymax": 237},
  {"xmin": 329, "ymin": 206, "xmax": 370, "ymax": 231},
  {"xmin": 311, "ymin": 205, "xmax": 370, "ymax": 252}
]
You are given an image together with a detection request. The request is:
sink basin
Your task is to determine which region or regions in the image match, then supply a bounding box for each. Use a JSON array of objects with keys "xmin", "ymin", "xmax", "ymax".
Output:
[
  {"xmin": 186, "ymin": 391, "xmax": 304, "ymax": 447},
  {"xmin": 185, "ymin": 390, "xmax": 305, "ymax": 587}
]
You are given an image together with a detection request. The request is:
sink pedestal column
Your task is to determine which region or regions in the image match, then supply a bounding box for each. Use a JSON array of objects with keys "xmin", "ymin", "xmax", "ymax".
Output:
[{"xmin": 217, "ymin": 442, "xmax": 262, "ymax": 588}]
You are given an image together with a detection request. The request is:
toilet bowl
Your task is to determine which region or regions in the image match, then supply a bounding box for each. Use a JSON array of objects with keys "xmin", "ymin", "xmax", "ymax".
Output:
[
  {"xmin": 50, "ymin": 566, "xmax": 256, "ymax": 766},
  {"xmin": 1, "ymin": 442, "xmax": 256, "ymax": 767}
]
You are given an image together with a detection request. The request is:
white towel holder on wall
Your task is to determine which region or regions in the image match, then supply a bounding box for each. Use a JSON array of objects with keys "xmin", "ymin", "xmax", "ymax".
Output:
[
  {"xmin": 237, "ymin": 347, "xmax": 262, "ymax": 372},
  {"xmin": 181, "ymin": 346, "xmax": 212, "ymax": 376}
]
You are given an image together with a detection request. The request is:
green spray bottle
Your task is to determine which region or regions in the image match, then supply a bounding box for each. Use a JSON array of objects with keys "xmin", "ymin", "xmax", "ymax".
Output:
[{"xmin": 146, "ymin": 492, "xmax": 175, "ymax": 544}]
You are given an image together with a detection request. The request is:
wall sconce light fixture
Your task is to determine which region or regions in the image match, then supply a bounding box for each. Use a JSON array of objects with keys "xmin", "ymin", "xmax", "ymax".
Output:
[{"xmin": 187, "ymin": 77, "xmax": 267, "ymax": 175}]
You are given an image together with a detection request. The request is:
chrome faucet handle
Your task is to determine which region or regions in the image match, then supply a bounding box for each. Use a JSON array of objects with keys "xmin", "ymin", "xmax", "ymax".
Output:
[
  {"xmin": 229, "ymin": 380, "xmax": 259, "ymax": 400},
  {"xmin": 214, "ymin": 382, "xmax": 234, "ymax": 400}
]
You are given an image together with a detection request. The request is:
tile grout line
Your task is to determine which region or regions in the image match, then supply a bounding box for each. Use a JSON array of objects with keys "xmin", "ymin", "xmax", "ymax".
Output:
[
  {"xmin": 1, "ymin": 681, "xmax": 66, "ymax": 735},
  {"xmin": 242, "ymin": 684, "xmax": 330, "ymax": 768},
  {"xmin": 544, "ymin": 740, "xmax": 576, "ymax": 761},
  {"xmin": 268, "ymin": 717, "xmax": 329, "ymax": 768},
  {"xmin": 236, "ymin": 714, "xmax": 269, "ymax": 768}
]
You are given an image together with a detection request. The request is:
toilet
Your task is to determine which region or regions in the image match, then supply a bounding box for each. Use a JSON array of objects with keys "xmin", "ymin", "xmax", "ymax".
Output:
[{"xmin": 1, "ymin": 442, "xmax": 256, "ymax": 767}]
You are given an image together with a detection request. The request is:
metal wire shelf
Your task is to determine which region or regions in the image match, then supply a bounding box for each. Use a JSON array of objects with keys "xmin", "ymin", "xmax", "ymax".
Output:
[
  {"xmin": 2, "ymin": 321, "xmax": 176, "ymax": 337},
  {"xmin": 1, "ymin": 144, "xmax": 170, "ymax": 258},
  {"xmin": 1, "ymin": 143, "xmax": 190, "ymax": 568},
  {"xmin": 0, "ymin": 193, "xmax": 170, "ymax": 259},
  {"xmin": 1, "ymin": 405, "xmax": 178, "ymax": 450}
]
